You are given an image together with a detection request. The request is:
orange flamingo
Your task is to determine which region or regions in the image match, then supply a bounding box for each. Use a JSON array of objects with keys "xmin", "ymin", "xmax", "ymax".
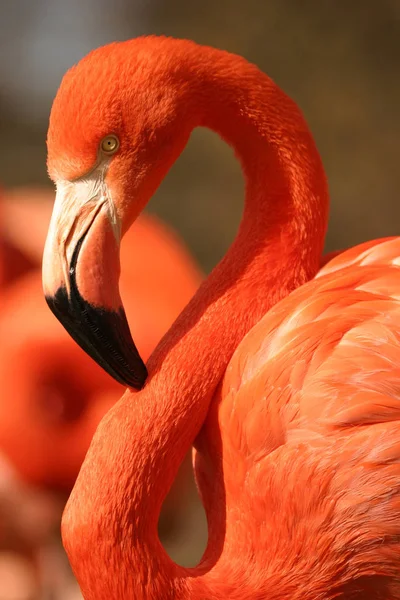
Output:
[
  {"xmin": 42, "ymin": 37, "xmax": 400, "ymax": 599},
  {"xmin": 0, "ymin": 189, "xmax": 201, "ymax": 489},
  {"xmin": 0, "ymin": 222, "xmax": 200, "ymax": 490},
  {"xmin": 0, "ymin": 270, "xmax": 122, "ymax": 489}
]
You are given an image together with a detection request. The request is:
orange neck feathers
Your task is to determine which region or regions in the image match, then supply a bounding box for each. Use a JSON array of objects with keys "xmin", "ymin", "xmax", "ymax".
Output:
[{"xmin": 61, "ymin": 38, "xmax": 329, "ymax": 599}]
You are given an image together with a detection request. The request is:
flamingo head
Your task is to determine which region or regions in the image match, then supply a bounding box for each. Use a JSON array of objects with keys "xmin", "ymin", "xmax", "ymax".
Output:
[{"xmin": 43, "ymin": 37, "xmax": 194, "ymax": 389}]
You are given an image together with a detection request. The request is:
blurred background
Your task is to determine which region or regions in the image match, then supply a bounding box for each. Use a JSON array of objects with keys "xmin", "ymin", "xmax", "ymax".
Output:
[{"xmin": 0, "ymin": 1, "xmax": 399, "ymax": 598}]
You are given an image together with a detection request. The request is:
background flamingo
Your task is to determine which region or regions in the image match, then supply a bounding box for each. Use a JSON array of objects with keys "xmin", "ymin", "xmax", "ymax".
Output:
[
  {"xmin": 0, "ymin": 185, "xmax": 202, "ymax": 598},
  {"xmin": 0, "ymin": 186, "xmax": 201, "ymax": 490},
  {"xmin": 42, "ymin": 36, "xmax": 400, "ymax": 599}
]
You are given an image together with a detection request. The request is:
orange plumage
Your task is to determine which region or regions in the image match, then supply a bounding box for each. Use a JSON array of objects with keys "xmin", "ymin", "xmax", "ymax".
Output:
[{"xmin": 42, "ymin": 36, "xmax": 400, "ymax": 598}]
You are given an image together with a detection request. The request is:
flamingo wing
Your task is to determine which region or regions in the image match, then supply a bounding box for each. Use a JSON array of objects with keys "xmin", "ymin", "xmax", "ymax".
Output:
[{"xmin": 212, "ymin": 237, "xmax": 400, "ymax": 596}]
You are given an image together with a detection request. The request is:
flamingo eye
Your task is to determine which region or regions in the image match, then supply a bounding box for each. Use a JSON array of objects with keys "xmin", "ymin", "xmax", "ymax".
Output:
[{"xmin": 100, "ymin": 134, "xmax": 120, "ymax": 154}]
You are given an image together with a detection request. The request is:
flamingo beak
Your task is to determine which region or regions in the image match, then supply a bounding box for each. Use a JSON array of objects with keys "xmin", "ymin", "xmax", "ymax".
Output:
[{"xmin": 42, "ymin": 171, "xmax": 148, "ymax": 389}]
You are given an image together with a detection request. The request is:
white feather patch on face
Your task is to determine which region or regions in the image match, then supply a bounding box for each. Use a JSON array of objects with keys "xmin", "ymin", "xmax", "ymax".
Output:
[{"xmin": 42, "ymin": 161, "xmax": 121, "ymax": 298}]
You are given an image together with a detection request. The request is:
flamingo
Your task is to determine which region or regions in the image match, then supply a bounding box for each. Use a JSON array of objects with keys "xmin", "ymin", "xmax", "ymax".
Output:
[
  {"xmin": 0, "ymin": 210, "xmax": 201, "ymax": 491},
  {"xmin": 42, "ymin": 36, "xmax": 400, "ymax": 599},
  {"xmin": 0, "ymin": 202, "xmax": 201, "ymax": 586},
  {"xmin": 0, "ymin": 270, "xmax": 122, "ymax": 489},
  {"xmin": 0, "ymin": 196, "xmax": 201, "ymax": 595}
]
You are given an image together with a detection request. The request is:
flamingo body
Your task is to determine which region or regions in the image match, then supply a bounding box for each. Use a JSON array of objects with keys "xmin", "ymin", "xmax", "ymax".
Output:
[{"xmin": 194, "ymin": 236, "xmax": 400, "ymax": 598}]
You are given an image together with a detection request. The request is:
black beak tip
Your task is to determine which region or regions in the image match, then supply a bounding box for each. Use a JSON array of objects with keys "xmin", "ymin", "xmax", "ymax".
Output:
[{"xmin": 45, "ymin": 288, "xmax": 148, "ymax": 390}]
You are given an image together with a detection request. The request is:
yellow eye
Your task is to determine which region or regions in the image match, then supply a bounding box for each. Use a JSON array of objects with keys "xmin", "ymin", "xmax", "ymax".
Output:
[{"xmin": 100, "ymin": 135, "xmax": 120, "ymax": 154}]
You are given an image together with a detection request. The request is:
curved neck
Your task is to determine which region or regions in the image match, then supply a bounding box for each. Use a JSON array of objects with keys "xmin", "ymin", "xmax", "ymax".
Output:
[{"xmin": 63, "ymin": 44, "xmax": 328, "ymax": 599}]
